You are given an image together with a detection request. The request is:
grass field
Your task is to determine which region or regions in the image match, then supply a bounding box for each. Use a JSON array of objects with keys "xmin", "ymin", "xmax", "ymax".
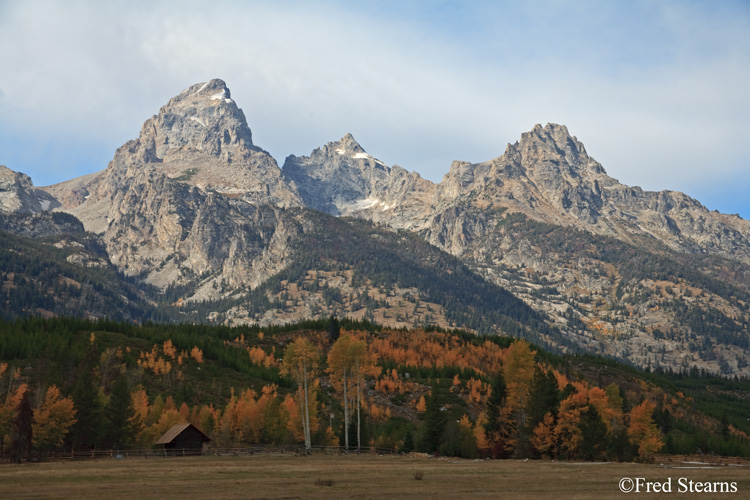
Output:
[{"xmin": 1, "ymin": 454, "xmax": 749, "ymax": 499}]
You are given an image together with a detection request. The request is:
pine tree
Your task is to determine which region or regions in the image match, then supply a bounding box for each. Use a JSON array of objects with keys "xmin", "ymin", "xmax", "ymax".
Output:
[
  {"xmin": 578, "ymin": 404, "xmax": 607, "ymax": 461},
  {"xmin": 484, "ymin": 370, "xmax": 507, "ymax": 438},
  {"xmin": 328, "ymin": 316, "xmax": 340, "ymax": 344},
  {"xmin": 526, "ymin": 368, "xmax": 560, "ymax": 432},
  {"xmin": 401, "ymin": 427, "xmax": 414, "ymax": 453},
  {"xmin": 70, "ymin": 352, "xmax": 102, "ymax": 450},
  {"xmin": 9, "ymin": 388, "xmax": 33, "ymax": 463},
  {"xmin": 420, "ymin": 384, "xmax": 446, "ymax": 454},
  {"xmin": 102, "ymin": 374, "xmax": 136, "ymax": 449}
]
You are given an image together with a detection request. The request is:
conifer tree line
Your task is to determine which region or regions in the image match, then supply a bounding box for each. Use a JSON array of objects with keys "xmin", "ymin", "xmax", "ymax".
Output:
[{"xmin": 1, "ymin": 317, "xmax": 749, "ymax": 461}]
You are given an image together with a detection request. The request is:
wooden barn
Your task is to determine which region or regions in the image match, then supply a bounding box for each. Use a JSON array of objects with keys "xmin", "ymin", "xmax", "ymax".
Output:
[{"xmin": 155, "ymin": 423, "xmax": 211, "ymax": 455}]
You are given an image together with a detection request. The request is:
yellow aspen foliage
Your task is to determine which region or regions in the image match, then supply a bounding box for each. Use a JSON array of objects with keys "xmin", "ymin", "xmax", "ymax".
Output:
[
  {"xmin": 502, "ymin": 340, "xmax": 537, "ymax": 418},
  {"xmin": 369, "ymin": 403, "xmax": 392, "ymax": 422},
  {"xmin": 154, "ymin": 409, "xmax": 184, "ymax": 438},
  {"xmin": 458, "ymin": 414, "xmax": 473, "ymax": 433},
  {"xmin": 32, "ymin": 385, "xmax": 77, "ymax": 451},
  {"xmin": 131, "ymin": 388, "xmax": 149, "ymax": 433},
  {"xmin": 552, "ymin": 369, "xmax": 569, "ymax": 391},
  {"xmin": 164, "ymin": 395, "xmax": 176, "ymax": 412},
  {"xmin": 587, "ymin": 386, "xmax": 618, "ymax": 431},
  {"xmin": 282, "ymin": 394, "xmax": 304, "ymax": 442},
  {"xmin": 194, "ymin": 404, "xmax": 218, "ymax": 436},
  {"xmin": 628, "ymin": 400, "xmax": 664, "ymax": 461},
  {"xmin": 162, "ymin": 339, "xmax": 177, "ymax": 359},
  {"xmin": 190, "ymin": 346, "xmax": 204, "ymax": 363},
  {"xmin": 466, "ymin": 377, "xmax": 484, "ymax": 404},
  {"xmin": 554, "ymin": 390, "xmax": 587, "ymax": 457},
  {"xmin": 0, "ymin": 384, "xmax": 28, "ymax": 443},
  {"xmin": 530, "ymin": 412, "xmax": 557, "ymax": 458},
  {"xmin": 416, "ymin": 395, "xmax": 427, "ymax": 413},
  {"xmin": 248, "ymin": 347, "xmax": 267, "ymax": 365},
  {"xmin": 473, "ymin": 412, "xmax": 489, "ymax": 450},
  {"xmin": 179, "ymin": 402, "xmax": 190, "ymax": 422},
  {"xmin": 8, "ymin": 383, "xmax": 28, "ymax": 410},
  {"xmin": 324, "ymin": 426, "xmax": 339, "ymax": 446}
]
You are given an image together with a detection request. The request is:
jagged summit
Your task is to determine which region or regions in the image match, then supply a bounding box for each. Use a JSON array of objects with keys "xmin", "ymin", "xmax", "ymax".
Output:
[
  {"xmin": 332, "ymin": 132, "xmax": 366, "ymax": 155},
  {"xmin": 507, "ymin": 123, "xmax": 600, "ymax": 176},
  {"xmin": 38, "ymin": 79, "xmax": 301, "ymax": 286},
  {"xmin": 138, "ymin": 78, "xmax": 254, "ymax": 162},
  {"xmin": 282, "ymin": 133, "xmax": 391, "ymax": 215},
  {"xmin": 181, "ymin": 79, "xmax": 232, "ymax": 99},
  {"xmin": 42, "ymin": 79, "xmax": 300, "ymax": 223}
]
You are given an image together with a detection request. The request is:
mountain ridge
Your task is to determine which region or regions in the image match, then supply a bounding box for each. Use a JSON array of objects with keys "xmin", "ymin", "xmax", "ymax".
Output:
[{"xmin": 1, "ymin": 79, "xmax": 749, "ymax": 376}]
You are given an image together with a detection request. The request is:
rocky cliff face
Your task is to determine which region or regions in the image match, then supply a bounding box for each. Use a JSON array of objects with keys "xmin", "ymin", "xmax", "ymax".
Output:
[
  {"xmin": 39, "ymin": 79, "xmax": 302, "ymax": 294},
  {"xmin": 0, "ymin": 165, "xmax": 44, "ymax": 214},
  {"xmin": 282, "ymin": 134, "xmax": 438, "ymax": 231},
  {"xmin": 282, "ymin": 133, "xmax": 392, "ymax": 215}
]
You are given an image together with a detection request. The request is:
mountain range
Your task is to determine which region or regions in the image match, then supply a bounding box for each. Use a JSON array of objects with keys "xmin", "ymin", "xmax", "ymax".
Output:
[{"xmin": 2, "ymin": 78, "xmax": 749, "ymax": 376}]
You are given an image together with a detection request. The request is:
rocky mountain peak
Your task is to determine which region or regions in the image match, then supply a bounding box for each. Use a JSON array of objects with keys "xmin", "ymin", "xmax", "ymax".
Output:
[
  {"xmin": 333, "ymin": 132, "xmax": 366, "ymax": 155},
  {"xmin": 282, "ymin": 134, "xmax": 392, "ymax": 215},
  {"xmin": 516, "ymin": 123, "xmax": 591, "ymax": 172},
  {"xmin": 136, "ymin": 78, "xmax": 254, "ymax": 163},
  {"xmin": 0, "ymin": 165, "xmax": 42, "ymax": 214}
]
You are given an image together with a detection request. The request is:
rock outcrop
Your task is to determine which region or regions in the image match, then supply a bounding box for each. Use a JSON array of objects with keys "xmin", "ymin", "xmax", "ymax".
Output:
[{"xmin": 0, "ymin": 165, "xmax": 43, "ymax": 214}]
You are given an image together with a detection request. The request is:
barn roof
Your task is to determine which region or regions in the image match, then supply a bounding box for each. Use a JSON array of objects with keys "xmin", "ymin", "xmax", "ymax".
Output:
[{"xmin": 155, "ymin": 423, "xmax": 211, "ymax": 445}]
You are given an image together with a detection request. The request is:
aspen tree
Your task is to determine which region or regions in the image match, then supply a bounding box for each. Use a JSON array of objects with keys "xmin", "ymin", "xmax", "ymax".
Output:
[{"xmin": 282, "ymin": 339, "xmax": 319, "ymax": 453}]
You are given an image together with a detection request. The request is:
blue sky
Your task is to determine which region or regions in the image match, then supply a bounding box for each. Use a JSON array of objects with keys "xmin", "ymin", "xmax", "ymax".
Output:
[{"xmin": 1, "ymin": 0, "xmax": 749, "ymax": 217}]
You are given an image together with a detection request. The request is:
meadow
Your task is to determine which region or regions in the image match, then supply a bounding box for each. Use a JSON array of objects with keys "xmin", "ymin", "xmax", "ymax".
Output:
[{"xmin": 1, "ymin": 454, "xmax": 748, "ymax": 499}]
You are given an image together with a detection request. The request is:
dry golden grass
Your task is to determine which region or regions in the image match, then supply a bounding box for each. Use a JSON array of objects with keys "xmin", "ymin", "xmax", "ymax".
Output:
[{"xmin": 1, "ymin": 454, "xmax": 749, "ymax": 499}]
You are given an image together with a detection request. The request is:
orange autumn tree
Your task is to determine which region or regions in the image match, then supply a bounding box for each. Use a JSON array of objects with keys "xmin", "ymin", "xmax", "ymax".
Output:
[
  {"xmin": 32, "ymin": 385, "xmax": 77, "ymax": 451},
  {"xmin": 554, "ymin": 385, "xmax": 589, "ymax": 459},
  {"xmin": 530, "ymin": 412, "xmax": 557, "ymax": 458},
  {"xmin": 628, "ymin": 400, "xmax": 664, "ymax": 461},
  {"xmin": 501, "ymin": 340, "xmax": 536, "ymax": 454}
]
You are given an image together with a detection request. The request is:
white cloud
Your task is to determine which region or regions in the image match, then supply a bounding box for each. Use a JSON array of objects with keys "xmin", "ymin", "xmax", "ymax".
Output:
[{"xmin": 0, "ymin": 0, "xmax": 748, "ymax": 216}]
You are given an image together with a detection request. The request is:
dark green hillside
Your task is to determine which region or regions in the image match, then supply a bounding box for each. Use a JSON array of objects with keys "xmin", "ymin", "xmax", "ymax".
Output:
[
  {"xmin": 295, "ymin": 212, "xmax": 565, "ymax": 344},
  {"xmin": 0, "ymin": 228, "xmax": 154, "ymax": 322}
]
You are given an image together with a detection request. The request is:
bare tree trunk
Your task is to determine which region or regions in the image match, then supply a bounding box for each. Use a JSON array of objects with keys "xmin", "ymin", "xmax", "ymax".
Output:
[
  {"xmin": 343, "ymin": 370, "xmax": 349, "ymax": 452},
  {"xmin": 302, "ymin": 361, "xmax": 311, "ymax": 453},
  {"xmin": 356, "ymin": 360, "xmax": 361, "ymax": 453}
]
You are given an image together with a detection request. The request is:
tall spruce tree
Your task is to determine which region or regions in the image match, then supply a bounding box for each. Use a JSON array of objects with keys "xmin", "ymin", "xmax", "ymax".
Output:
[
  {"xmin": 420, "ymin": 384, "xmax": 446, "ymax": 454},
  {"xmin": 70, "ymin": 343, "xmax": 102, "ymax": 450},
  {"xmin": 102, "ymin": 374, "xmax": 136, "ymax": 449},
  {"xmin": 328, "ymin": 316, "xmax": 340, "ymax": 344},
  {"xmin": 9, "ymin": 389, "xmax": 33, "ymax": 463},
  {"xmin": 579, "ymin": 404, "xmax": 607, "ymax": 461},
  {"xmin": 484, "ymin": 370, "xmax": 507, "ymax": 437},
  {"xmin": 401, "ymin": 427, "xmax": 415, "ymax": 453},
  {"xmin": 526, "ymin": 367, "xmax": 560, "ymax": 432}
]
